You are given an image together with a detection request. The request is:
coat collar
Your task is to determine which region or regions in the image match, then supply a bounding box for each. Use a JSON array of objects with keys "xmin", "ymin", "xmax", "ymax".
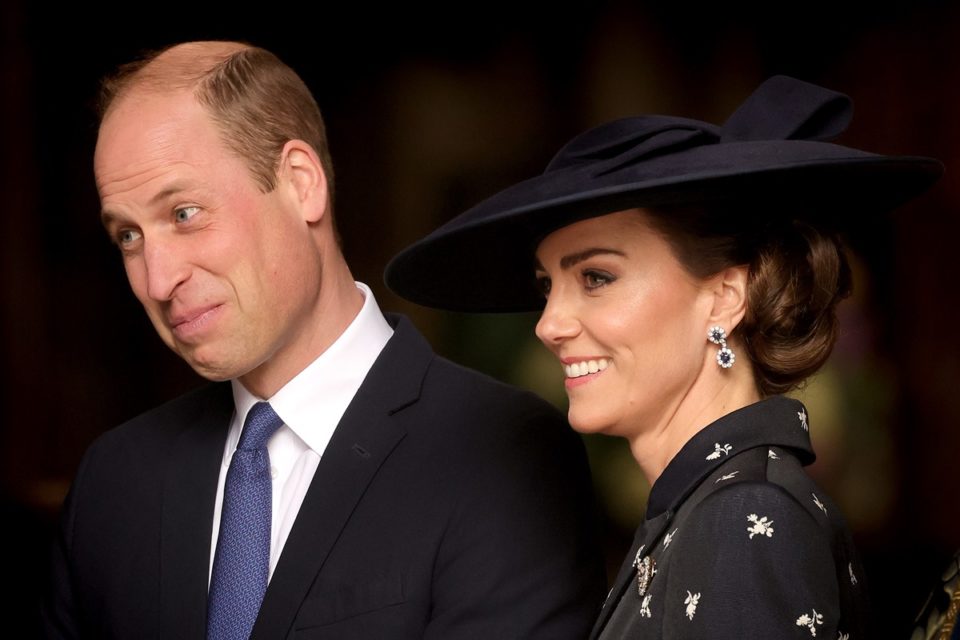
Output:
[{"xmin": 646, "ymin": 395, "xmax": 814, "ymax": 519}]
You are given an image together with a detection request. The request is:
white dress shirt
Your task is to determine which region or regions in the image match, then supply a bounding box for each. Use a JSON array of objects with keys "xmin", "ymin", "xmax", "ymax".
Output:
[{"xmin": 209, "ymin": 282, "xmax": 394, "ymax": 583}]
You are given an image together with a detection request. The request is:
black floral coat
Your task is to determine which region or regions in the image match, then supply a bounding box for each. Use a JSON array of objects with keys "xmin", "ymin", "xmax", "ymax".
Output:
[{"xmin": 591, "ymin": 396, "xmax": 869, "ymax": 639}]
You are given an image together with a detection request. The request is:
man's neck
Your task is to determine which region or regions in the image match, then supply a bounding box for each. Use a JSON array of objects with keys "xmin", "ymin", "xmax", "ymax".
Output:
[{"xmin": 239, "ymin": 265, "xmax": 364, "ymax": 399}]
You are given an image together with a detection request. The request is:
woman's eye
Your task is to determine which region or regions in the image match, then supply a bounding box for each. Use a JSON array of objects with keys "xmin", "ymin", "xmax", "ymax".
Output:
[
  {"xmin": 174, "ymin": 206, "xmax": 200, "ymax": 223},
  {"xmin": 583, "ymin": 270, "xmax": 614, "ymax": 289},
  {"xmin": 536, "ymin": 275, "xmax": 552, "ymax": 296}
]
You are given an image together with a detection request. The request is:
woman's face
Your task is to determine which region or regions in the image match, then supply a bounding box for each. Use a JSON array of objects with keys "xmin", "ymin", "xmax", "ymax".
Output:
[{"xmin": 534, "ymin": 209, "xmax": 717, "ymax": 439}]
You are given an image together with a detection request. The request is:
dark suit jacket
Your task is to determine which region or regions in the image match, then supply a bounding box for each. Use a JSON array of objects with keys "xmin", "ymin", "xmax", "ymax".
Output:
[{"xmin": 43, "ymin": 315, "xmax": 606, "ymax": 639}]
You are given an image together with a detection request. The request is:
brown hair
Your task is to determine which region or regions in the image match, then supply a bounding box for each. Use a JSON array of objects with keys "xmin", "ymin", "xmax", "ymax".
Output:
[
  {"xmin": 645, "ymin": 203, "xmax": 853, "ymax": 396},
  {"xmin": 98, "ymin": 41, "xmax": 335, "ymax": 199}
]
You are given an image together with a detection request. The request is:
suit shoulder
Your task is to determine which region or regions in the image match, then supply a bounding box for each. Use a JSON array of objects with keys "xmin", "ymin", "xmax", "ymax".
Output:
[
  {"xmin": 89, "ymin": 382, "xmax": 230, "ymax": 452},
  {"xmin": 396, "ymin": 355, "xmax": 582, "ymax": 479},
  {"xmin": 61, "ymin": 383, "xmax": 230, "ymax": 537},
  {"xmin": 385, "ymin": 314, "xmax": 561, "ymax": 424},
  {"xmin": 423, "ymin": 355, "xmax": 562, "ymax": 419},
  {"xmin": 419, "ymin": 355, "xmax": 574, "ymax": 454}
]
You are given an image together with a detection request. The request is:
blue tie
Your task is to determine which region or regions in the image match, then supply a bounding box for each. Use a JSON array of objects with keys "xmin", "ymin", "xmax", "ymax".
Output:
[{"xmin": 207, "ymin": 402, "xmax": 284, "ymax": 640}]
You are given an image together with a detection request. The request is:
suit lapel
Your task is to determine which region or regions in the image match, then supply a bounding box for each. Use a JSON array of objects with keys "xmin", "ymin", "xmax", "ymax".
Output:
[
  {"xmin": 251, "ymin": 315, "xmax": 430, "ymax": 639},
  {"xmin": 159, "ymin": 384, "xmax": 234, "ymax": 640}
]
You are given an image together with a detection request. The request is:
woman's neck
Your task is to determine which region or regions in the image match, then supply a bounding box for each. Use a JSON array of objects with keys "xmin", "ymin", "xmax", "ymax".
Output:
[{"xmin": 628, "ymin": 360, "xmax": 761, "ymax": 485}]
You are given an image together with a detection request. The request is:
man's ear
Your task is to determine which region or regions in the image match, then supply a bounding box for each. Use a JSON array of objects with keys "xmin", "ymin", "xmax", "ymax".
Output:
[
  {"xmin": 277, "ymin": 139, "xmax": 329, "ymax": 223},
  {"xmin": 708, "ymin": 265, "xmax": 749, "ymax": 332}
]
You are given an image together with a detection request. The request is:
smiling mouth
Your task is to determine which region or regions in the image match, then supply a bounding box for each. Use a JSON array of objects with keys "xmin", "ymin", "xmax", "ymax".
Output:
[
  {"xmin": 169, "ymin": 304, "xmax": 223, "ymax": 340},
  {"xmin": 564, "ymin": 358, "xmax": 610, "ymax": 378}
]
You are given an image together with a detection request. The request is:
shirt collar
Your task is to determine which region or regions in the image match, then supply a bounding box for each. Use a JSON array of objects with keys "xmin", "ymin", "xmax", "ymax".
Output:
[
  {"xmin": 231, "ymin": 281, "xmax": 394, "ymax": 455},
  {"xmin": 645, "ymin": 395, "xmax": 815, "ymax": 519}
]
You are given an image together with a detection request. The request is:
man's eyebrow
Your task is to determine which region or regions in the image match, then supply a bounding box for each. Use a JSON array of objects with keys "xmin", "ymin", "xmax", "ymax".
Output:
[
  {"xmin": 147, "ymin": 182, "xmax": 190, "ymax": 207},
  {"xmin": 99, "ymin": 182, "xmax": 192, "ymax": 229},
  {"xmin": 100, "ymin": 210, "xmax": 116, "ymax": 229}
]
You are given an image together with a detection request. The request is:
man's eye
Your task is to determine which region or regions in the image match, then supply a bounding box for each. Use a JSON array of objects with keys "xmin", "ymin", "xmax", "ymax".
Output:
[
  {"xmin": 118, "ymin": 229, "xmax": 142, "ymax": 246},
  {"xmin": 174, "ymin": 206, "xmax": 200, "ymax": 223}
]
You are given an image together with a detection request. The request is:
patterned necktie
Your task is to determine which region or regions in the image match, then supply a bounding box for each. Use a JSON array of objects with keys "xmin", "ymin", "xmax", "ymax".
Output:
[{"xmin": 207, "ymin": 402, "xmax": 284, "ymax": 640}]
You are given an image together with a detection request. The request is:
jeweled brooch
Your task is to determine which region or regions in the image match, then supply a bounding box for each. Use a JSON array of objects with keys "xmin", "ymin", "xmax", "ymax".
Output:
[{"xmin": 633, "ymin": 553, "xmax": 657, "ymax": 597}]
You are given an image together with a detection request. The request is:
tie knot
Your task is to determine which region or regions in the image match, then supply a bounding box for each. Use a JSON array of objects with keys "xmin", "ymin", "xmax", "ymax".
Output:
[{"xmin": 238, "ymin": 402, "xmax": 284, "ymax": 450}]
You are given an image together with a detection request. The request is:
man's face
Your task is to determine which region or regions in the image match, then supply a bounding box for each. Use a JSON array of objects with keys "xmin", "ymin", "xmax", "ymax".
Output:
[{"xmin": 95, "ymin": 89, "xmax": 325, "ymax": 386}]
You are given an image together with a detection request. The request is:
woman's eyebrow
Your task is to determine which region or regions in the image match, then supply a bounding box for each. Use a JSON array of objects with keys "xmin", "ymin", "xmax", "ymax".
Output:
[{"xmin": 559, "ymin": 248, "xmax": 626, "ymax": 270}]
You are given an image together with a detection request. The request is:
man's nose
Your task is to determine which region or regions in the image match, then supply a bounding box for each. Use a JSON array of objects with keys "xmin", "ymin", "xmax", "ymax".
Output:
[{"xmin": 142, "ymin": 238, "xmax": 190, "ymax": 301}]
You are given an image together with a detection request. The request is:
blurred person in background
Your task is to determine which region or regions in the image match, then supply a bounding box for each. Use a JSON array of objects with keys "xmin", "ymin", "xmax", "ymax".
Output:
[{"xmin": 911, "ymin": 549, "xmax": 960, "ymax": 639}]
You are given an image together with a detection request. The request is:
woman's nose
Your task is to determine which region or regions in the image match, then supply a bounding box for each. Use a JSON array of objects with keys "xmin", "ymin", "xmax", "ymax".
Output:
[{"xmin": 535, "ymin": 293, "xmax": 580, "ymax": 346}]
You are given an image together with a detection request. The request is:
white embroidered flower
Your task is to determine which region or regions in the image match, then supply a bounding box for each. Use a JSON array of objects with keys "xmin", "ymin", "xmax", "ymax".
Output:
[
  {"xmin": 684, "ymin": 591, "xmax": 700, "ymax": 620},
  {"xmin": 838, "ymin": 632, "xmax": 849, "ymax": 640},
  {"xmin": 633, "ymin": 544, "xmax": 646, "ymax": 567},
  {"xmin": 706, "ymin": 442, "xmax": 733, "ymax": 460},
  {"xmin": 848, "ymin": 563, "xmax": 857, "ymax": 586},
  {"xmin": 768, "ymin": 449, "xmax": 780, "ymax": 459},
  {"xmin": 747, "ymin": 513, "xmax": 774, "ymax": 539},
  {"xmin": 812, "ymin": 493, "xmax": 827, "ymax": 516},
  {"xmin": 715, "ymin": 471, "xmax": 739, "ymax": 483},
  {"xmin": 663, "ymin": 528, "xmax": 678, "ymax": 549},
  {"xmin": 798, "ymin": 409, "xmax": 809, "ymax": 431},
  {"xmin": 796, "ymin": 608, "xmax": 824, "ymax": 636},
  {"xmin": 640, "ymin": 594, "xmax": 652, "ymax": 618}
]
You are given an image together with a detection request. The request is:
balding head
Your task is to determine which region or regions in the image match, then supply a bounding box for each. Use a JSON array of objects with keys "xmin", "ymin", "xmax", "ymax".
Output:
[
  {"xmin": 99, "ymin": 41, "xmax": 335, "ymax": 198},
  {"xmin": 99, "ymin": 41, "xmax": 248, "ymax": 118}
]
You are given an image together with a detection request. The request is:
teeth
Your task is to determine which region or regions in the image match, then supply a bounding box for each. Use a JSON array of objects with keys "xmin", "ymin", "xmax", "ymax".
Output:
[{"xmin": 564, "ymin": 358, "xmax": 609, "ymax": 378}]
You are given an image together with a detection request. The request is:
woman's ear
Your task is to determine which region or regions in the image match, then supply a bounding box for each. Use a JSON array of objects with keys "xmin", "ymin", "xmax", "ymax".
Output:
[
  {"xmin": 709, "ymin": 265, "xmax": 749, "ymax": 331},
  {"xmin": 277, "ymin": 139, "xmax": 330, "ymax": 223}
]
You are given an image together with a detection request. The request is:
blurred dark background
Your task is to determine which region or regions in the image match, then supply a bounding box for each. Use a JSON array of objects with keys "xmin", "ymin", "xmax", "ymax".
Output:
[{"xmin": 4, "ymin": 1, "xmax": 959, "ymax": 635}]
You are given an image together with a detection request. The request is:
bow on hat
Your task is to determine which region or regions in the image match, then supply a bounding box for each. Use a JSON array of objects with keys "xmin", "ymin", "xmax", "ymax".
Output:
[
  {"xmin": 385, "ymin": 75, "xmax": 943, "ymax": 313},
  {"xmin": 555, "ymin": 75, "xmax": 851, "ymax": 178}
]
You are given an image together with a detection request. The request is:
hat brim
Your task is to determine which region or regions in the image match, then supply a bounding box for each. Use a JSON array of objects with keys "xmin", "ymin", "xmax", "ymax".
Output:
[{"xmin": 385, "ymin": 143, "xmax": 942, "ymax": 313}]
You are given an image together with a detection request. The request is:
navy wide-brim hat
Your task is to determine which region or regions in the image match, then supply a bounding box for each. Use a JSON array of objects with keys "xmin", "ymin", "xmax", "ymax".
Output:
[{"xmin": 385, "ymin": 75, "xmax": 943, "ymax": 312}]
